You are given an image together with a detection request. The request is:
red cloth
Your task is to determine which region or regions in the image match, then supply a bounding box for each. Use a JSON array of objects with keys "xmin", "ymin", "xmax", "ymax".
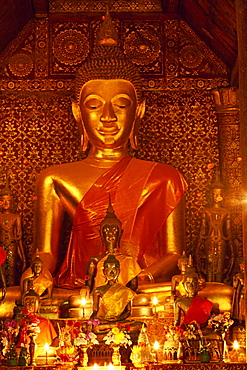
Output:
[
  {"xmin": 183, "ymin": 296, "xmax": 214, "ymax": 326},
  {"xmin": 54, "ymin": 155, "xmax": 187, "ymax": 288},
  {"xmin": 0, "ymin": 247, "xmax": 6, "ymax": 265}
]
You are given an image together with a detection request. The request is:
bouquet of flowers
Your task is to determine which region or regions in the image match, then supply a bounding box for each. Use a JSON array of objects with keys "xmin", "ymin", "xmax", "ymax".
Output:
[
  {"xmin": 74, "ymin": 331, "xmax": 99, "ymax": 347},
  {"xmin": 56, "ymin": 320, "xmax": 80, "ymax": 363},
  {"xmin": 207, "ymin": 313, "xmax": 234, "ymax": 335},
  {"xmin": 103, "ymin": 325, "xmax": 132, "ymax": 347},
  {"xmin": 0, "ymin": 320, "xmax": 19, "ymax": 357}
]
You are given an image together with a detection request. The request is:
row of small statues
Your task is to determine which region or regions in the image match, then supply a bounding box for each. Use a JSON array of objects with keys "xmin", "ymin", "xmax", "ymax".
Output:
[{"xmin": 5, "ymin": 199, "xmax": 243, "ymax": 327}]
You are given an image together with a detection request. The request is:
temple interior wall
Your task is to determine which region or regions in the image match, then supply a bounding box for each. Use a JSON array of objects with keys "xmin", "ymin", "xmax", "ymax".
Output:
[{"xmin": 0, "ymin": 15, "xmax": 242, "ymax": 282}]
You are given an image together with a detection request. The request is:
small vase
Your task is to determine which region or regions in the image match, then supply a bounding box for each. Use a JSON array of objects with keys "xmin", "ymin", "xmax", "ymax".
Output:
[
  {"xmin": 218, "ymin": 332, "xmax": 226, "ymax": 362},
  {"xmin": 29, "ymin": 335, "xmax": 37, "ymax": 365},
  {"xmin": 81, "ymin": 346, "xmax": 88, "ymax": 367},
  {"xmin": 112, "ymin": 345, "xmax": 121, "ymax": 366}
]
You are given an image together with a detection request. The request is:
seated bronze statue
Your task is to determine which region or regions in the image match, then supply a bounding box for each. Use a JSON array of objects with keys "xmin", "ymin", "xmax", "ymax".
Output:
[
  {"xmin": 90, "ymin": 254, "xmax": 135, "ymax": 323},
  {"xmin": 33, "ymin": 7, "xmax": 187, "ymax": 288},
  {"xmin": 85, "ymin": 198, "xmax": 141, "ymax": 294},
  {"xmin": 21, "ymin": 256, "xmax": 53, "ymax": 304},
  {"xmin": 17, "ymin": 289, "xmax": 57, "ymax": 358},
  {"xmin": 171, "ymin": 251, "xmax": 189, "ymax": 301},
  {"xmin": 14, "ymin": 255, "xmax": 58, "ymax": 318},
  {"xmin": 174, "ymin": 267, "xmax": 213, "ymax": 327}
]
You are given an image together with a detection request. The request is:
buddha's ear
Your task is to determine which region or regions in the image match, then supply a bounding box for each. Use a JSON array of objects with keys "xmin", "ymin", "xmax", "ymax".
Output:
[
  {"xmin": 130, "ymin": 97, "xmax": 146, "ymax": 150},
  {"xmin": 71, "ymin": 98, "xmax": 89, "ymax": 152}
]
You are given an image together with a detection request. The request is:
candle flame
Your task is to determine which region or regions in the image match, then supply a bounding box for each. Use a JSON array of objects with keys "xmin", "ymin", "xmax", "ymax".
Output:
[
  {"xmin": 93, "ymin": 364, "xmax": 99, "ymax": 370},
  {"xmin": 154, "ymin": 341, "xmax": 159, "ymax": 350},
  {"xmin": 233, "ymin": 340, "xmax": 239, "ymax": 350},
  {"xmin": 44, "ymin": 342, "xmax": 49, "ymax": 351},
  {"xmin": 81, "ymin": 298, "xmax": 87, "ymax": 306},
  {"xmin": 152, "ymin": 297, "xmax": 158, "ymax": 305}
]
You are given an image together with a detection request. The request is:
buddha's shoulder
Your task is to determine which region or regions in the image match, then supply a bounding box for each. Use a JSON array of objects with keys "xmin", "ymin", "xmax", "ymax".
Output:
[
  {"xmin": 36, "ymin": 160, "xmax": 87, "ymax": 178},
  {"xmin": 131, "ymin": 158, "xmax": 184, "ymax": 180}
]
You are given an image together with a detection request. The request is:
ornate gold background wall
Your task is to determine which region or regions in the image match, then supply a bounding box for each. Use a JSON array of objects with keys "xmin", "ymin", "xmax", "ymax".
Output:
[{"xmin": 0, "ymin": 15, "xmax": 241, "ymax": 278}]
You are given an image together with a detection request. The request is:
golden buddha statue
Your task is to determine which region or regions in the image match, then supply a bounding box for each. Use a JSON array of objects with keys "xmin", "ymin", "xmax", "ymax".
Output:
[
  {"xmin": 171, "ymin": 251, "xmax": 189, "ymax": 301},
  {"xmin": 21, "ymin": 256, "xmax": 53, "ymax": 303},
  {"xmin": 0, "ymin": 176, "xmax": 26, "ymax": 286},
  {"xmin": 19, "ymin": 289, "xmax": 57, "ymax": 358},
  {"xmin": 90, "ymin": 254, "xmax": 135, "ymax": 322},
  {"xmin": 196, "ymin": 176, "xmax": 234, "ymax": 283},
  {"xmin": 33, "ymin": 7, "xmax": 187, "ymax": 289},
  {"xmin": 85, "ymin": 197, "xmax": 141, "ymax": 293}
]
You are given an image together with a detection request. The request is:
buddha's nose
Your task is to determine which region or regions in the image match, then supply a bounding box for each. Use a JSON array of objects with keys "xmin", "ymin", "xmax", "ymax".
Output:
[{"xmin": 100, "ymin": 102, "xmax": 117, "ymax": 125}]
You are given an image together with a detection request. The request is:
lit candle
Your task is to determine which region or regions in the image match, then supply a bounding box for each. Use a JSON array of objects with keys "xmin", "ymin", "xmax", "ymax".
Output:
[
  {"xmin": 93, "ymin": 364, "xmax": 99, "ymax": 370},
  {"xmin": 152, "ymin": 296, "xmax": 158, "ymax": 315},
  {"xmin": 44, "ymin": 342, "xmax": 49, "ymax": 365},
  {"xmin": 108, "ymin": 363, "xmax": 114, "ymax": 370},
  {"xmin": 81, "ymin": 297, "xmax": 87, "ymax": 318},
  {"xmin": 232, "ymin": 340, "xmax": 239, "ymax": 362},
  {"xmin": 154, "ymin": 340, "xmax": 159, "ymax": 362}
]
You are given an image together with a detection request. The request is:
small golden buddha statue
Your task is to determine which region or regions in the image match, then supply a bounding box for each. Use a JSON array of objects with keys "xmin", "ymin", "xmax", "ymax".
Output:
[
  {"xmin": 21, "ymin": 256, "xmax": 53, "ymax": 304},
  {"xmin": 33, "ymin": 6, "xmax": 187, "ymax": 288},
  {"xmin": 171, "ymin": 251, "xmax": 189, "ymax": 301},
  {"xmin": 20, "ymin": 289, "xmax": 57, "ymax": 358},
  {"xmin": 0, "ymin": 176, "xmax": 26, "ymax": 286},
  {"xmin": 196, "ymin": 175, "xmax": 234, "ymax": 283},
  {"xmin": 90, "ymin": 254, "xmax": 135, "ymax": 323}
]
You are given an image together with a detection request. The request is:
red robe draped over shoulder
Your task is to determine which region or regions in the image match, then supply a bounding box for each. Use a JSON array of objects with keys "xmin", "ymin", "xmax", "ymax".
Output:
[{"xmin": 54, "ymin": 155, "xmax": 187, "ymax": 288}]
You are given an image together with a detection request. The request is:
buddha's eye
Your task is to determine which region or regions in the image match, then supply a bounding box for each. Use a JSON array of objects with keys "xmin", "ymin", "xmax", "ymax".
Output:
[
  {"xmin": 113, "ymin": 97, "xmax": 131, "ymax": 109},
  {"xmin": 85, "ymin": 98, "xmax": 103, "ymax": 110}
]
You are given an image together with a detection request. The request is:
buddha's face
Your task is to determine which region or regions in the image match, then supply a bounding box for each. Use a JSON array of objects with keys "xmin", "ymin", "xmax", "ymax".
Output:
[
  {"xmin": 32, "ymin": 262, "xmax": 43, "ymax": 276},
  {"xmin": 103, "ymin": 261, "xmax": 120, "ymax": 283},
  {"xmin": 0, "ymin": 195, "xmax": 13, "ymax": 210},
  {"xmin": 101, "ymin": 222, "xmax": 121, "ymax": 250},
  {"xmin": 212, "ymin": 188, "xmax": 223, "ymax": 204},
  {"xmin": 183, "ymin": 277, "xmax": 198, "ymax": 296},
  {"xmin": 24, "ymin": 296, "xmax": 39, "ymax": 313},
  {"xmin": 79, "ymin": 79, "xmax": 138, "ymax": 148}
]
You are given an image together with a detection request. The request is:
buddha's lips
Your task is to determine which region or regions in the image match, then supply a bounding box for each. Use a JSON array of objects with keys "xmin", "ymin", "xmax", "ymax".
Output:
[{"xmin": 97, "ymin": 127, "xmax": 120, "ymax": 135}]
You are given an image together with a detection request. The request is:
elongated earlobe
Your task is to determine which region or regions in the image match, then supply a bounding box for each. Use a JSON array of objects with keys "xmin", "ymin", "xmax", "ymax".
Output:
[
  {"xmin": 130, "ymin": 97, "xmax": 146, "ymax": 150},
  {"xmin": 71, "ymin": 98, "xmax": 89, "ymax": 152}
]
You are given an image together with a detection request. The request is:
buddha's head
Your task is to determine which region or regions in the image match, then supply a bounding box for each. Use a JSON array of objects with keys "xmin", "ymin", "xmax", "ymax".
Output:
[
  {"xmin": 177, "ymin": 251, "xmax": 189, "ymax": 274},
  {"xmin": 100, "ymin": 196, "xmax": 123, "ymax": 252},
  {"xmin": 72, "ymin": 7, "xmax": 145, "ymax": 152},
  {"xmin": 209, "ymin": 171, "xmax": 225, "ymax": 206},
  {"xmin": 103, "ymin": 254, "xmax": 120, "ymax": 283},
  {"xmin": 0, "ymin": 175, "xmax": 13, "ymax": 211},
  {"xmin": 23, "ymin": 289, "xmax": 41, "ymax": 314},
  {"xmin": 31, "ymin": 256, "xmax": 44, "ymax": 277},
  {"xmin": 182, "ymin": 266, "xmax": 198, "ymax": 297}
]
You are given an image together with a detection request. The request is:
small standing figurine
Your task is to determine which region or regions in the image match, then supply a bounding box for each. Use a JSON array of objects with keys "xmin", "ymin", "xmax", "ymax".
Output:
[
  {"xmin": 231, "ymin": 262, "xmax": 245, "ymax": 324},
  {"xmin": 196, "ymin": 175, "xmax": 234, "ymax": 283},
  {"xmin": 0, "ymin": 176, "xmax": 26, "ymax": 286},
  {"xmin": 90, "ymin": 254, "xmax": 136, "ymax": 323}
]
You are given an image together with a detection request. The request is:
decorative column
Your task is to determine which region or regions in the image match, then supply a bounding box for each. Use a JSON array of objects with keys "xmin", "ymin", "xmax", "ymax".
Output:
[
  {"xmin": 236, "ymin": 0, "xmax": 247, "ymax": 358},
  {"xmin": 212, "ymin": 87, "xmax": 242, "ymax": 268}
]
